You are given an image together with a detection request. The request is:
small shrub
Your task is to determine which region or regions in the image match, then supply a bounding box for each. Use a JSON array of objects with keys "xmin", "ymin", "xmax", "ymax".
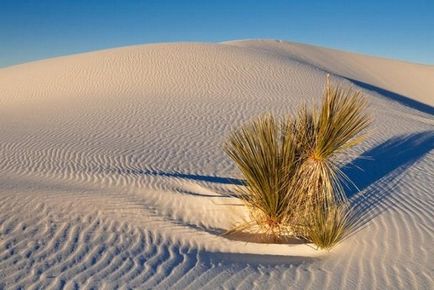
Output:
[
  {"xmin": 303, "ymin": 204, "xmax": 351, "ymax": 250},
  {"xmin": 224, "ymin": 114, "xmax": 299, "ymax": 241},
  {"xmin": 224, "ymin": 75, "xmax": 370, "ymax": 249}
]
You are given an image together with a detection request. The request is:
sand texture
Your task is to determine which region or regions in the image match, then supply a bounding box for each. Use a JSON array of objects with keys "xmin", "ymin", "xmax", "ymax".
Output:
[{"xmin": 0, "ymin": 40, "xmax": 433, "ymax": 289}]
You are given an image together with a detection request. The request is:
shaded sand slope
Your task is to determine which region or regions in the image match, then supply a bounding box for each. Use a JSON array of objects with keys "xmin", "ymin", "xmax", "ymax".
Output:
[
  {"xmin": 227, "ymin": 39, "xmax": 434, "ymax": 113},
  {"xmin": 0, "ymin": 41, "xmax": 433, "ymax": 289}
]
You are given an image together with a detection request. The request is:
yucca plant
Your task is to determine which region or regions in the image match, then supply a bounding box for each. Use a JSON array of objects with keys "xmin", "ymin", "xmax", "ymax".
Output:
[
  {"xmin": 224, "ymin": 114, "xmax": 300, "ymax": 241},
  {"xmin": 293, "ymin": 77, "xmax": 370, "ymax": 215},
  {"xmin": 292, "ymin": 77, "xmax": 370, "ymax": 247},
  {"xmin": 224, "ymin": 75, "xmax": 370, "ymax": 248},
  {"xmin": 303, "ymin": 204, "xmax": 351, "ymax": 250}
]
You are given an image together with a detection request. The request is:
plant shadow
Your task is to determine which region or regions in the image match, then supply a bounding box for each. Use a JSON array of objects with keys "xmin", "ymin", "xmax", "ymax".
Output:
[
  {"xmin": 223, "ymin": 231, "xmax": 306, "ymax": 244},
  {"xmin": 114, "ymin": 168, "xmax": 245, "ymax": 186},
  {"xmin": 116, "ymin": 131, "xmax": 433, "ymax": 244},
  {"xmin": 343, "ymin": 131, "xmax": 434, "ymax": 232}
]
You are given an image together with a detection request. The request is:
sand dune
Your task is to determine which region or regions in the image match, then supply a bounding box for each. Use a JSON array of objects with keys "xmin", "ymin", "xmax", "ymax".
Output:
[{"xmin": 0, "ymin": 40, "xmax": 433, "ymax": 289}]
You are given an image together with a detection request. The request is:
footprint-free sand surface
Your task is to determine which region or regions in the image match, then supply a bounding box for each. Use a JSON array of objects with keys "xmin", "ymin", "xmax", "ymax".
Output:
[{"xmin": 0, "ymin": 40, "xmax": 433, "ymax": 289}]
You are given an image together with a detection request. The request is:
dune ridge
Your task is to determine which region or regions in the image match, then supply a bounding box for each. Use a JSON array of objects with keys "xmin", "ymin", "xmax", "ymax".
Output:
[{"xmin": 0, "ymin": 40, "xmax": 433, "ymax": 289}]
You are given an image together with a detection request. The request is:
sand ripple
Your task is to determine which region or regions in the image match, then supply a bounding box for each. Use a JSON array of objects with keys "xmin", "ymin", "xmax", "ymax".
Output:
[{"xmin": 0, "ymin": 41, "xmax": 433, "ymax": 289}]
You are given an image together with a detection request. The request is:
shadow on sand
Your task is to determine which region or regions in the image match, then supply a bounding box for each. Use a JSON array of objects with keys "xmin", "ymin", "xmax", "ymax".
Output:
[
  {"xmin": 117, "ymin": 131, "xmax": 433, "ymax": 243},
  {"xmin": 343, "ymin": 131, "xmax": 434, "ymax": 231},
  {"xmin": 115, "ymin": 168, "xmax": 245, "ymax": 186},
  {"xmin": 347, "ymin": 78, "xmax": 434, "ymax": 116}
]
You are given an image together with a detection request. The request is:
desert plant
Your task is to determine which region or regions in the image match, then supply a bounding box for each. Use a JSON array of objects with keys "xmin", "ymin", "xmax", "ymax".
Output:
[
  {"xmin": 224, "ymin": 75, "xmax": 370, "ymax": 248},
  {"xmin": 292, "ymin": 77, "xmax": 370, "ymax": 216},
  {"xmin": 224, "ymin": 114, "xmax": 299, "ymax": 241},
  {"xmin": 303, "ymin": 204, "xmax": 351, "ymax": 250}
]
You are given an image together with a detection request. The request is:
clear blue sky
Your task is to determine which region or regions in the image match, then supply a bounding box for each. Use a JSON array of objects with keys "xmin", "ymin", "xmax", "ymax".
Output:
[{"xmin": 1, "ymin": 0, "xmax": 433, "ymax": 67}]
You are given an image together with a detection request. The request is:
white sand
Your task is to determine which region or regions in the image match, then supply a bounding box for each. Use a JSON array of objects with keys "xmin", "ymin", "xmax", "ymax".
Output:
[{"xmin": 0, "ymin": 40, "xmax": 433, "ymax": 289}]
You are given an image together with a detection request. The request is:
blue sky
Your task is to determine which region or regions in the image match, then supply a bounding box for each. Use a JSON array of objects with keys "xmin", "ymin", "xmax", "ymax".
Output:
[{"xmin": 1, "ymin": 0, "xmax": 433, "ymax": 67}]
